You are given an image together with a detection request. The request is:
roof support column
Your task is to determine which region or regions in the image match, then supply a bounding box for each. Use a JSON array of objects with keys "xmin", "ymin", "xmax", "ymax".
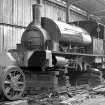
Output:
[
  {"xmin": 37, "ymin": 0, "xmax": 43, "ymax": 4},
  {"xmin": 66, "ymin": 0, "xmax": 71, "ymax": 23}
]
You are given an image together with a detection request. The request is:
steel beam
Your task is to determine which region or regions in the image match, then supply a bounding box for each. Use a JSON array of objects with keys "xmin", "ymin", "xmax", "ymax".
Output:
[
  {"xmin": 93, "ymin": 10, "xmax": 105, "ymax": 14},
  {"xmin": 66, "ymin": 0, "xmax": 87, "ymax": 6}
]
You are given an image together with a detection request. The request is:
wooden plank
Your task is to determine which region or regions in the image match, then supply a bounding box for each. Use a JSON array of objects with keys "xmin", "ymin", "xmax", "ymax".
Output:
[
  {"xmin": 0, "ymin": 26, "xmax": 3, "ymax": 52},
  {"xmin": 13, "ymin": 0, "xmax": 18, "ymax": 25},
  {"xmin": 4, "ymin": 100, "xmax": 28, "ymax": 105},
  {"xmin": 30, "ymin": 0, "xmax": 33, "ymax": 22},
  {"xmin": 0, "ymin": 0, "xmax": 3, "ymax": 22},
  {"xmin": 0, "ymin": 25, "xmax": 25, "ymax": 51},
  {"xmin": 23, "ymin": 0, "xmax": 32, "ymax": 26},
  {"xmin": 2, "ymin": 0, "xmax": 13, "ymax": 24},
  {"xmin": 0, "ymin": 0, "xmax": 32, "ymax": 26},
  {"xmin": 16, "ymin": 28, "xmax": 23, "ymax": 45},
  {"xmin": 44, "ymin": 1, "xmax": 66, "ymax": 21},
  {"xmin": 57, "ymin": 6, "xmax": 66, "ymax": 22},
  {"xmin": 17, "ymin": 0, "xmax": 23, "ymax": 26},
  {"xmin": 43, "ymin": 0, "xmax": 46, "ymax": 17},
  {"xmin": 3, "ymin": 26, "xmax": 9, "ymax": 51},
  {"xmin": 3, "ymin": 26, "xmax": 13, "ymax": 51},
  {"xmin": 62, "ymin": 7, "xmax": 66, "ymax": 22},
  {"xmin": 53, "ymin": 5, "xmax": 58, "ymax": 20},
  {"xmin": 10, "ymin": 0, "xmax": 13, "ymax": 24},
  {"xmin": 46, "ymin": 3, "xmax": 52, "ymax": 18},
  {"xmin": 40, "ymin": 0, "xmax": 44, "ymax": 17},
  {"xmin": 93, "ymin": 38, "xmax": 104, "ymax": 55},
  {"xmin": 12, "ymin": 27, "xmax": 17, "ymax": 49},
  {"xmin": 12, "ymin": 27, "xmax": 24, "ymax": 49}
]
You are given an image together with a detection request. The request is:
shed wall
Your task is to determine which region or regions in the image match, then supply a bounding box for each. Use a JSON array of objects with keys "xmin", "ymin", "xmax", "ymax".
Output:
[{"xmin": 0, "ymin": 0, "xmax": 87, "ymax": 51}]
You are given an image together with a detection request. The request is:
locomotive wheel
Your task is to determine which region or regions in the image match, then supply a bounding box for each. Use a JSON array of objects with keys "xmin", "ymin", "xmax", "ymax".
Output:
[{"xmin": 0, "ymin": 66, "xmax": 25, "ymax": 100}]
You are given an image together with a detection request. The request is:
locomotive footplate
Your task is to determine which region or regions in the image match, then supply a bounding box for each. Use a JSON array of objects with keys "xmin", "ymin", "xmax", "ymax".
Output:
[{"xmin": 53, "ymin": 51, "xmax": 105, "ymax": 57}]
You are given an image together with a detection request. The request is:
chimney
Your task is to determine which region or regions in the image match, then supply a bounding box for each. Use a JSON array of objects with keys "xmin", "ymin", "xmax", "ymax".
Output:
[{"xmin": 32, "ymin": 4, "xmax": 42, "ymax": 26}]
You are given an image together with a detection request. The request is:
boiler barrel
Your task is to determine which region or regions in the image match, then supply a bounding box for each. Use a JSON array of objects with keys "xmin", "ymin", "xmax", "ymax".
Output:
[
  {"xmin": 56, "ymin": 21, "xmax": 92, "ymax": 45},
  {"xmin": 42, "ymin": 18, "xmax": 92, "ymax": 46}
]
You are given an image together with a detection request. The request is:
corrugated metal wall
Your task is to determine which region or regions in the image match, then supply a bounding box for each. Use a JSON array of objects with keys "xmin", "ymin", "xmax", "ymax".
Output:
[
  {"xmin": 69, "ymin": 10, "xmax": 87, "ymax": 22},
  {"xmin": 0, "ymin": 0, "xmax": 87, "ymax": 52},
  {"xmin": 43, "ymin": 0, "xmax": 66, "ymax": 22},
  {"xmin": 0, "ymin": 26, "xmax": 24, "ymax": 51},
  {"xmin": 0, "ymin": 0, "xmax": 32, "ymax": 26},
  {"xmin": 0, "ymin": 0, "xmax": 33, "ymax": 51}
]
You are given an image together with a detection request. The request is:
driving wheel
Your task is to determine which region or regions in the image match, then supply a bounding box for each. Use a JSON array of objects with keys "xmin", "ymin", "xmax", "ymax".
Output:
[{"xmin": 0, "ymin": 66, "xmax": 25, "ymax": 100}]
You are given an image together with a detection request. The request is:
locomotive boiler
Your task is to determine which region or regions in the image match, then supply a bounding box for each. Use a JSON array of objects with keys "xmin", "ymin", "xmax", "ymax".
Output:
[{"xmin": 0, "ymin": 4, "xmax": 105, "ymax": 100}]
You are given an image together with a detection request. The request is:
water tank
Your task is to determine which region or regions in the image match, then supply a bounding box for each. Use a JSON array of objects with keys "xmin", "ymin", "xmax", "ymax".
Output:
[{"xmin": 42, "ymin": 17, "xmax": 92, "ymax": 46}]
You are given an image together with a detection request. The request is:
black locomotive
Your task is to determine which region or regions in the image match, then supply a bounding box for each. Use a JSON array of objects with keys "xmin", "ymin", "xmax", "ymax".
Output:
[{"xmin": 0, "ymin": 4, "xmax": 105, "ymax": 100}]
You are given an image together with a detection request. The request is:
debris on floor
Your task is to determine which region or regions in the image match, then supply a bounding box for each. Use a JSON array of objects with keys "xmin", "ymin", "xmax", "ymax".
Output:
[{"xmin": 26, "ymin": 83, "xmax": 105, "ymax": 105}]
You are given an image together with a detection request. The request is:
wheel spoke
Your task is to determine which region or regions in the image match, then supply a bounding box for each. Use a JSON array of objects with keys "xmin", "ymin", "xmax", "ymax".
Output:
[
  {"xmin": 5, "ymin": 87, "xmax": 11, "ymax": 94},
  {"xmin": 13, "ymin": 71, "xmax": 16, "ymax": 77},
  {"xmin": 15, "ymin": 74, "xmax": 21, "ymax": 80},
  {"xmin": 9, "ymin": 73, "xmax": 12, "ymax": 79},
  {"xmin": 2, "ymin": 67, "xmax": 25, "ymax": 100},
  {"xmin": 4, "ymin": 80, "xmax": 11, "ymax": 84},
  {"xmin": 12, "ymin": 89, "xmax": 16, "ymax": 97},
  {"xmin": 17, "ymin": 81, "xmax": 24, "ymax": 85}
]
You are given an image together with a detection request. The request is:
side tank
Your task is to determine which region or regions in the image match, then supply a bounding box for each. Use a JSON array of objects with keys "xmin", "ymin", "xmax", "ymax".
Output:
[{"xmin": 42, "ymin": 18, "xmax": 92, "ymax": 46}]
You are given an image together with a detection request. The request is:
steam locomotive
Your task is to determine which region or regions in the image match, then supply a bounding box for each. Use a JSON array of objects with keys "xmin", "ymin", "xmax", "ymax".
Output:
[{"xmin": 0, "ymin": 4, "xmax": 105, "ymax": 100}]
